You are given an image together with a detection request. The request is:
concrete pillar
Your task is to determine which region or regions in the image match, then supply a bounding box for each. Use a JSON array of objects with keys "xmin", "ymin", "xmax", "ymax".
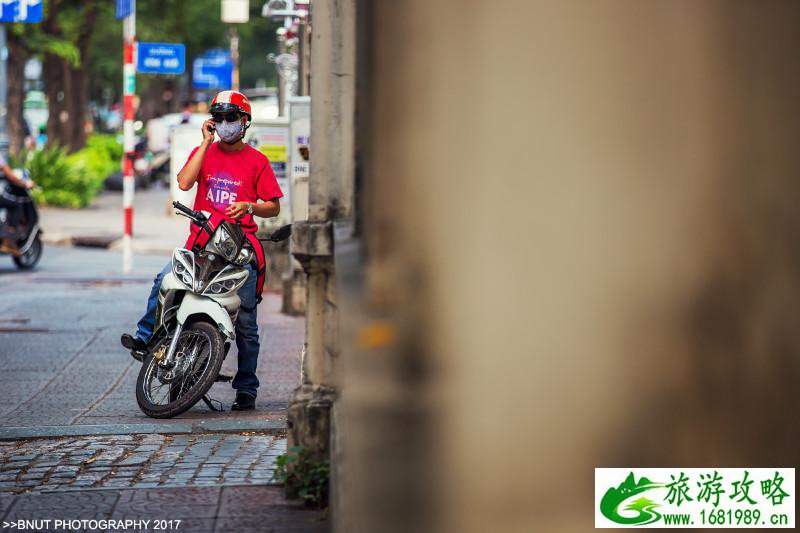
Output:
[
  {"xmin": 307, "ymin": 0, "xmax": 355, "ymax": 222},
  {"xmin": 287, "ymin": 0, "xmax": 356, "ymax": 498}
]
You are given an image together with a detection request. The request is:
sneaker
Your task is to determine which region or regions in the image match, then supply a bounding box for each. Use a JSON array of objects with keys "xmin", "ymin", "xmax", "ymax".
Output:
[{"xmin": 121, "ymin": 333, "xmax": 148, "ymax": 362}]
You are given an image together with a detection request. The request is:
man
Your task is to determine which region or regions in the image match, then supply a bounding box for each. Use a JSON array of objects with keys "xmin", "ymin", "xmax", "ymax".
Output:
[
  {"xmin": 0, "ymin": 153, "xmax": 36, "ymax": 254},
  {"xmin": 180, "ymin": 101, "xmax": 195, "ymax": 124},
  {"xmin": 121, "ymin": 90, "xmax": 282, "ymax": 411}
]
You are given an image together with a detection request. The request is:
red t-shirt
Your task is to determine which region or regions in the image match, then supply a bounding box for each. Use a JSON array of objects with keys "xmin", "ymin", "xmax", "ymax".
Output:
[{"xmin": 180, "ymin": 142, "xmax": 283, "ymax": 237}]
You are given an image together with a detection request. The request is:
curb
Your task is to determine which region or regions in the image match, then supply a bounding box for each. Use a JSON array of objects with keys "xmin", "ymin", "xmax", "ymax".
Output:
[
  {"xmin": 41, "ymin": 232, "xmax": 73, "ymax": 246},
  {"xmin": 108, "ymin": 238, "xmax": 174, "ymax": 255},
  {"xmin": 0, "ymin": 419, "xmax": 287, "ymax": 440},
  {"xmin": 41, "ymin": 235, "xmax": 174, "ymax": 256}
]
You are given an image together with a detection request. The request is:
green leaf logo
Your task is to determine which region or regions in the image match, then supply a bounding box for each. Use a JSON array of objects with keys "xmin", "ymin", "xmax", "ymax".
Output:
[{"xmin": 600, "ymin": 472, "xmax": 664, "ymax": 526}]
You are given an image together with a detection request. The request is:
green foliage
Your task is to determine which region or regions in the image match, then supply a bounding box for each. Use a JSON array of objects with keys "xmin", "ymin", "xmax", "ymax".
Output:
[
  {"xmin": 6, "ymin": 151, "xmax": 28, "ymax": 169},
  {"xmin": 25, "ymin": 147, "xmax": 94, "ymax": 208},
  {"xmin": 272, "ymin": 446, "xmax": 330, "ymax": 508},
  {"xmin": 85, "ymin": 2, "xmax": 121, "ymax": 102},
  {"xmin": 235, "ymin": 4, "xmax": 281, "ymax": 88},
  {"xmin": 86, "ymin": 0, "xmax": 280, "ymax": 103},
  {"xmin": 65, "ymin": 134, "xmax": 123, "ymax": 185},
  {"xmin": 14, "ymin": 0, "xmax": 280, "ymax": 109},
  {"xmin": 17, "ymin": 28, "xmax": 80, "ymax": 67},
  {"xmin": 9, "ymin": 9, "xmax": 81, "ymax": 67},
  {"xmin": 21, "ymin": 135, "xmax": 121, "ymax": 208}
]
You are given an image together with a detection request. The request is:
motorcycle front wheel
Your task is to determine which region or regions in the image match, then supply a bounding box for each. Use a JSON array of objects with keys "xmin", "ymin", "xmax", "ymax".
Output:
[{"xmin": 136, "ymin": 320, "xmax": 224, "ymax": 419}]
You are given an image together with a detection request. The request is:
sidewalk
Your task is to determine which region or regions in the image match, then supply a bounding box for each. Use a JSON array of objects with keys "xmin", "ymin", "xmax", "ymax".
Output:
[
  {"xmin": 1, "ymin": 485, "xmax": 327, "ymax": 532},
  {"xmin": 39, "ymin": 185, "xmax": 188, "ymax": 255},
  {"xmin": 0, "ymin": 246, "xmax": 324, "ymax": 531}
]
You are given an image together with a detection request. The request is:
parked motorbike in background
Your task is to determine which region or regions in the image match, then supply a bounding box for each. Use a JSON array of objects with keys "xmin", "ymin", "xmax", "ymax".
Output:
[
  {"xmin": 103, "ymin": 139, "xmax": 155, "ymax": 190},
  {"xmin": 0, "ymin": 168, "xmax": 43, "ymax": 270}
]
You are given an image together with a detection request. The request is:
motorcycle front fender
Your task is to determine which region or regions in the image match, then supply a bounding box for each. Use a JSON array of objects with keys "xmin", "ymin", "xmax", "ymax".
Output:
[{"xmin": 176, "ymin": 292, "xmax": 236, "ymax": 340}]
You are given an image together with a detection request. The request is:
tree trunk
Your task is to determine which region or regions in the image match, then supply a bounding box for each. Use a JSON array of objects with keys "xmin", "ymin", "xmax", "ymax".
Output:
[
  {"xmin": 66, "ymin": 2, "xmax": 99, "ymax": 152},
  {"xmin": 6, "ymin": 30, "xmax": 29, "ymax": 157},
  {"xmin": 42, "ymin": 0, "xmax": 69, "ymax": 149},
  {"xmin": 140, "ymin": 77, "xmax": 161, "ymax": 122},
  {"xmin": 42, "ymin": 1, "xmax": 99, "ymax": 153},
  {"xmin": 43, "ymin": 54, "xmax": 69, "ymax": 149},
  {"xmin": 140, "ymin": 77, "xmax": 181, "ymax": 121},
  {"xmin": 66, "ymin": 65, "xmax": 87, "ymax": 152}
]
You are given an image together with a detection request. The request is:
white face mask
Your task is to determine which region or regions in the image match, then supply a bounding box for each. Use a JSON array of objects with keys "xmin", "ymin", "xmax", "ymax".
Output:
[{"xmin": 216, "ymin": 119, "xmax": 244, "ymax": 143}]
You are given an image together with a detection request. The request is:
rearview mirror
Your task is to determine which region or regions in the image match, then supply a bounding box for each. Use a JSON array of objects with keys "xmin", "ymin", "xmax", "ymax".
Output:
[{"xmin": 268, "ymin": 224, "xmax": 292, "ymax": 242}]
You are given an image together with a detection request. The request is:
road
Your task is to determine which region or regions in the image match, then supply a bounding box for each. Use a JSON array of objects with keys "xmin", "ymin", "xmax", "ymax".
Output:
[
  {"xmin": 0, "ymin": 246, "xmax": 304, "ymax": 428},
  {"xmin": 0, "ymin": 246, "xmax": 326, "ymax": 532}
]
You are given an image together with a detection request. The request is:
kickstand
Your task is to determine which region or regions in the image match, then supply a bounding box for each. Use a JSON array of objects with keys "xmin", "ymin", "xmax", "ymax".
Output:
[{"xmin": 202, "ymin": 395, "xmax": 225, "ymax": 412}]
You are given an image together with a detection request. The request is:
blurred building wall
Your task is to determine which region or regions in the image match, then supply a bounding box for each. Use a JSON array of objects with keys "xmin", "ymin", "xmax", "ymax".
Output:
[{"xmin": 328, "ymin": 0, "xmax": 800, "ymax": 531}]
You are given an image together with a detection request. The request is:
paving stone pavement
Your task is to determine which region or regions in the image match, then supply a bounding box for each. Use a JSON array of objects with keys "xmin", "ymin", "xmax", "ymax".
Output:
[
  {"xmin": 0, "ymin": 430, "xmax": 329, "ymax": 532},
  {"xmin": 0, "ymin": 433, "xmax": 286, "ymax": 494},
  {"xmin": 1, "ymin": 485, "xmax": 328, "ymax": 532}
]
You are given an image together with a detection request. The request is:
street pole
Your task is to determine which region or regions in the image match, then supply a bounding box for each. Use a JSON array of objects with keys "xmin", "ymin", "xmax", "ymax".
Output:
[
  {"xmin": 230, "ymin": 26, "xmax": 239, "ymax": 91},
  {"xmin": 0, "ymin": 25, "xmax": 8, "ymax": 159},
  {"xmin": 276, "ymin": 28, "xmax": 286, "ymax": 116},
  {"xmin": 122, "ymin": 0, "xmax": 136, "ymax": 273},
  {"xmin": 297, "ymin": 19, "xmax": 309, "ymax": 96}
]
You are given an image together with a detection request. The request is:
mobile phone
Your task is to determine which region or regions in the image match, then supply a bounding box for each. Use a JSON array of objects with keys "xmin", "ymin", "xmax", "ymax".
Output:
[{"xmin": 206, "ymin": 122, "xmax": 216, "ymax": 135}]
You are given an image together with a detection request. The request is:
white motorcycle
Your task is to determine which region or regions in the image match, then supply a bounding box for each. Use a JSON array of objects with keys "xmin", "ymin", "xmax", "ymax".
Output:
[{"xmin": 135, "ymin": 201, "xmax": 290, "ymax": 418}]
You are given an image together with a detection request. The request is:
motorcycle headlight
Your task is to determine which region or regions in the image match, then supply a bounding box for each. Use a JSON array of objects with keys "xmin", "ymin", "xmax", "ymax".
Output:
[
  {"xmin": 213, "ymin": 226, "xmax": 238, "ymax": 261},
  {"xmin": 203, "ymin": 267, "xmax": 249, "ymax": 297},
  {"xmin": 208, "ymin": 280, "xmax": 230, "ymax": 294}
]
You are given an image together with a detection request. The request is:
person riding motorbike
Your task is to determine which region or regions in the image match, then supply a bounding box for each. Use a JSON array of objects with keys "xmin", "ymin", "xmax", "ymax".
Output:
[
  {"xmin": 121, "ymin": 90, "xmax": 283, "ymax": 411},
  {"xmin": 0, "ymin": 153, "xmax": 36, "ymax": 254}
]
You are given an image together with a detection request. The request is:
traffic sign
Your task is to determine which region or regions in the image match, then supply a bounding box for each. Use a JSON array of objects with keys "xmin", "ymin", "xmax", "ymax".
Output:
[
  {"xmin": 0, "ymin": 0, "xmax": 43, "ymax": 23},
  {"xmin": 116, "ymin": 0, "xmax": 132, "ymax": 20},
  {"xmin": 136, "ymin": 42, "xmax": 185, "ymax": 75},
  {"xmin": 193, "ymin": 49, "xmax": 233, "ymax": 90}
]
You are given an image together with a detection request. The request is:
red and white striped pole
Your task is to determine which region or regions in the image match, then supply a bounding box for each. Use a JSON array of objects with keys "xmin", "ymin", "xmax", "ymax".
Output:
[{"xmin": 122, "ymin": 0, "xmax": 136, "ymax": 273}]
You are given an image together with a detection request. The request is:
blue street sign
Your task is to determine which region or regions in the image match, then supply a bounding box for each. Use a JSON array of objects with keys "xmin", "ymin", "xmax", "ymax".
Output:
[
  {"xmin": 193, "ymin": 49, "xmax": 233, "ymax": 90},
  {"xmin": 137, "ymin": 42, "xmax": 185, "ymax": 75},
  {"xmin": 0, "ymin": 0, "xmax": 43, "ymax": 23},
  {"xmin": 116, "ymin": 0, "xmax": 132, "ymax": 20}
]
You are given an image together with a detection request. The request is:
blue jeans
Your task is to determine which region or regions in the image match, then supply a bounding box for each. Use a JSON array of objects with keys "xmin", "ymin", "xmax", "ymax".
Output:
[{"xmin": 135, "ymin": 261, "xmax": 261, "ymax": 398}]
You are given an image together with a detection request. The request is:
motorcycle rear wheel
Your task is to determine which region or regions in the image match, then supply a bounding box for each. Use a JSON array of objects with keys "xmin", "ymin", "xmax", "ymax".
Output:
[
  {"xmin": 136, "ymin": 320, "xmax": 224, "ymax": 419},
  {"xmin": 13, "ymin": 234, "xmax": 42, "ymax": 270}
]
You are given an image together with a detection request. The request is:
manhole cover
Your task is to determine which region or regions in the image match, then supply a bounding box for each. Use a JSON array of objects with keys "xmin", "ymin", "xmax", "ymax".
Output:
[
  {"xmin": 0, "ymin": 326, "xmax": 50, "ymax": 333},
  {"xmin": 71, "ymin": 234, "xmax": 120, "ymax": 248}
]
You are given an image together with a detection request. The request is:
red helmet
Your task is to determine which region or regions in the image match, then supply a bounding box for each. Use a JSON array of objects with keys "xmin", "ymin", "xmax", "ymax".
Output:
[{"xmin": 209, "ymin": 90, "xmax": 252, "ymax": 119}]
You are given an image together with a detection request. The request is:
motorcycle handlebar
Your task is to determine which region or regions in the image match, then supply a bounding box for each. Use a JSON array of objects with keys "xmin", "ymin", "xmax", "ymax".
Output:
[
  {"xmin": 173, "ymin": 201, "xmax": 209, "ymax": 224},
  {"xmin": 173, "ymin": 201, "xmax": 213, "ymax": 236},
  {"xmin": 172, "ymin": 201, "xmax": 196, "ymax": 218}
]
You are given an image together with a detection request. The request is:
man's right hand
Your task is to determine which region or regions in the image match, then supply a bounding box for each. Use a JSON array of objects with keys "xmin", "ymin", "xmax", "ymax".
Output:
[{"xmin": 202, "ymin": 119, "xmax": 216, "ymax": 144}]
